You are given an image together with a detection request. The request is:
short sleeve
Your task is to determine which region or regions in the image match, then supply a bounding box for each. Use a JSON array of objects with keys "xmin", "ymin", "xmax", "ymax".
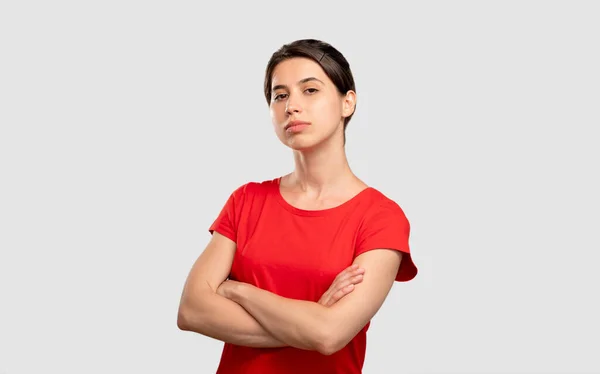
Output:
[
  {"xmin": 355, "ymin": 201, "xmax": 418, "ymax": 282},
  {"xmin": 208, "ymin": 184, "xmax": 247, "ymax": 243}
]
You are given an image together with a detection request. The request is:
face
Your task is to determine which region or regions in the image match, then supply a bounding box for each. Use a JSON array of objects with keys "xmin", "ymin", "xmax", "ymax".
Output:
[{"xmin": 269, "ymin": 57, "xmax": 355, "ymax": 151}]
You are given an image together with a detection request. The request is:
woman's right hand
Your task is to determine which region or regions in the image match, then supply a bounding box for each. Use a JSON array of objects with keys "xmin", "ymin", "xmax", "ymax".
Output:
[{"xmin": 318, "ymin": 264, "xmax": 365, "ymax": 307}]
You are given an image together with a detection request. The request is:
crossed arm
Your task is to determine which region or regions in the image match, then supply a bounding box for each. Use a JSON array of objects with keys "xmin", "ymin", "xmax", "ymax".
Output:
[
  {"xmin": 177, "ymin": 232, "xmax": 402, "ymax": 355},
  {"xmin": 177, "ymin": 232, "xmax": 286, "ymax": 348}
]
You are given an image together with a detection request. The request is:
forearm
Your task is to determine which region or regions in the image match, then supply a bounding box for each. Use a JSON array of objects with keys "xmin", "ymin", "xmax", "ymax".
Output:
[
  {"xmin": 227, "ymin": 283, "xmax": 332, "ymax": 353},
  {"xmin": 178, "ymin": 291, "xmax": 287, "ymax": 348}
]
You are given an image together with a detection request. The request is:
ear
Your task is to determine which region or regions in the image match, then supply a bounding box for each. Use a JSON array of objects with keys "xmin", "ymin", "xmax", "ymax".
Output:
[{"xmin": 342, "ymin": 90, "xmax": 357, "ymax": 118}]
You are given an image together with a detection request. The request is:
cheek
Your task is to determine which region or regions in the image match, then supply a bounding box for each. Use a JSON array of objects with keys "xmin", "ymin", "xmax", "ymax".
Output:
[
  {"xmin": 269, "ymin": 107, "xmax": 286, "ymax": 138},
  {"xmin": 270, "ymin": 105, "xmax": 286, "ymax": 122},
  {"xmin": 314, "ymin": 97, "xmax": 343, "ymax": 124}
]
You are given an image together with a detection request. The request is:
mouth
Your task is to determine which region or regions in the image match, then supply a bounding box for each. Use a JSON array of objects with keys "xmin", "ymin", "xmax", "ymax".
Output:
[{"xmin": 285, "ymin": 121, "xmax": 311, "ymax": 131}]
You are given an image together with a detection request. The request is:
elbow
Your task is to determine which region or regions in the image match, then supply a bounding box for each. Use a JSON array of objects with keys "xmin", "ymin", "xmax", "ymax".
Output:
[
  {"xmin": 177, "ymin": 288, "xmax": 213, "ymax": 331},
  {"xmin": 177, "ymin": 304, "xmax": 192, "ymax": 331},
  {"xmin": 177, "ymin": 301, "xmax": 208, "ymax": 332},
  {"xmin": 316, "ymin": 344, "xmax": 336, "ymax": 356},
  {"xmin": 316, "ymin": 339, "xmax": 345, "ymax": 356},
  {"xmin": 314, "ymin": 327, "xmax": 348, "ymax": 356},
  {"xmin": 177, "ymin": 287, "xmax": 215, "ymax": 332}
]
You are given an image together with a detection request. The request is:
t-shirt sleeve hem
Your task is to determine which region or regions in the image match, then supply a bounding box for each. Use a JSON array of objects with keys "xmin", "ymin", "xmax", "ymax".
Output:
[
  {"xmin": 208, "ymin": 225, "xmax": 237, "ymax": 243},
  {"xmin": 355, "ymin": 246, "xmax": 418, "ymax": 282}
]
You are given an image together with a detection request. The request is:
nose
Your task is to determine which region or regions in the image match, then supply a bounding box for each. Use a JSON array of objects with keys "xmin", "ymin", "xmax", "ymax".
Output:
[{"xmin": 285, "ymin": 95, "xmax": 302, "ymax": 116}]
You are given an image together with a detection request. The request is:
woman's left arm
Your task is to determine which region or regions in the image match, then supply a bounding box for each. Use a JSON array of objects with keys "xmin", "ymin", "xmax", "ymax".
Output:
[{"xmin": 218, "ymin": 249, "xmax": 403, "ymax": 355}]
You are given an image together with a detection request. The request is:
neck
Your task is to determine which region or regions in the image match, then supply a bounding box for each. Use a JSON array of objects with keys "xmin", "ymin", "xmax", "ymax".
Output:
[{"xmin": 289, "ymin": 132, "xmax": 355, "ymax": 193}]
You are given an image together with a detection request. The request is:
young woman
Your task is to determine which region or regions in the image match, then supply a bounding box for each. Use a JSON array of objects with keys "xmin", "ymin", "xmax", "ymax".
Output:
[{"xmin": 177, "ymin": 39, "xmax": 418, "ymax": 374}]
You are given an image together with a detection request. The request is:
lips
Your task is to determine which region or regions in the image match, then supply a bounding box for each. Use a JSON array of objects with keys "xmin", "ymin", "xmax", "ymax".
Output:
[{"xmin": 285, "ymin": 120, "xmax": 311, "ymax": 130}]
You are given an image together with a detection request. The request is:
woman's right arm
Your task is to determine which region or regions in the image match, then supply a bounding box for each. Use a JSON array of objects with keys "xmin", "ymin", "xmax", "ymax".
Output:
[{"xmin": 177, "ymin": 231, "xmax": 286, "ymax": 348}]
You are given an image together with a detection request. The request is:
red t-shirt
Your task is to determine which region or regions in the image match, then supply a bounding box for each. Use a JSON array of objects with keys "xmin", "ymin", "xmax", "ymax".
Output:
[{"xmin": 208, "ymin": 177, "xmax": 417, "ymax": 374}]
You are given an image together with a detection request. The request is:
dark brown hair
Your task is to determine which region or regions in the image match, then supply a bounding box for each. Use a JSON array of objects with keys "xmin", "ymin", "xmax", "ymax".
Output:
[{"xmin": 263, "ymin": 39, "xmax": 357, "ymax": 130}]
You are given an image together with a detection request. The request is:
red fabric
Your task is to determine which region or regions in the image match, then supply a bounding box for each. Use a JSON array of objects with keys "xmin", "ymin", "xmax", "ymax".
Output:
[{"xmin": 208, "ymin": 178, "xmax": 417, "ymax": 374}]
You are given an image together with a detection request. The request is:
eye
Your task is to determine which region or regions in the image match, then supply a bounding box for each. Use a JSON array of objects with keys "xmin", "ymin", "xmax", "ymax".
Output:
[
  {"xmin": 273, "ymin": 93, "xmax": 288, "ymax": 101},
  {"xmin": 305, "ymin": 88, "xmax": 319, "ymax": 94}
]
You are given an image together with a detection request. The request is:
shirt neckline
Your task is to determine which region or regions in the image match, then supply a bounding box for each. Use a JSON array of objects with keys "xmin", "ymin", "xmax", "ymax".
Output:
[{"xmin": 271, "ymin": 176, "xmax": 374, "ymax": 217}]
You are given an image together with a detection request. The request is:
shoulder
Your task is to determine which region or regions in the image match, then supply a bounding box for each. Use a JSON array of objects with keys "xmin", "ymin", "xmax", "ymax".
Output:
[
  {"xmin": 227, "ymin": 177, "xmax": 280, "ymax": 201},
  {"xmin": 360, "ymin": 187, "xmax": 410, "ymax": 225},
  {"xmin": 355, "ymin": 186, "xmax": 417, "ymax": 282},
  {"xmin": 354, "ymin": 186, "xmax": 411, "ymax": 243}
]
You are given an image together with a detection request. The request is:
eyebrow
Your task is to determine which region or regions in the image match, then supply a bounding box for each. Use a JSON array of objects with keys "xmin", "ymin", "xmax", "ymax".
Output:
[{"xmin": 272, "ymin": 77, "xmax": 325, "ymax": 91}]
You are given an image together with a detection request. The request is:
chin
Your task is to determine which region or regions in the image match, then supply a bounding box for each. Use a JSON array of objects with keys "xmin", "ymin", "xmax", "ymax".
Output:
[
  {"xmin": 275, "ymin": 128, "xmax": 341, "ymax": 152},
  {"xmin": 285, "ymin": 137, "xmax": 320, "ymax": 151}
]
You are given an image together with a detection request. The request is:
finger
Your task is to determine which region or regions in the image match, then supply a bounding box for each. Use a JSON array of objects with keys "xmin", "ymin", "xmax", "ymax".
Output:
[
  {"xmin": 332, "ymin": 275, "xmax": 363, "ymax": 299},
  {"xmin": 328, "ymin": 286, "xmax": 351, "ymax": 306},
  {"xmin": 323, "ymin": 266, "xmax": 364, "ymax": 306},
  {"xmin": 335, "ymin": 265, "xmax": 363, "ymax": 285},
  {"xmin": 318, "ymin": 290, "xmax": 331, "ymax": 304},
  {"xmin": 329, "ymin": 284, "xmax": 355, "ymax": 305},
  {"xmin": 333, "ymin": 264, "xmax": 358, "ymax": 282},
  {"xmin": 346, "ymin": 266, "xmax": 365, "ymax": 279},
  {"xmin": 320, "ymin": 271, "xmax": 351, "ymax": 305},
  {"xmin": 336, "ymin": 273, "xmax": 364, "ymax": 290},
  {"xmin": 350, "ymin": 274, "xmax": 364, "ymax": 284},
  {"xmin": 328, "ymin": 273, "xmax": 363, "ymax": 302}
]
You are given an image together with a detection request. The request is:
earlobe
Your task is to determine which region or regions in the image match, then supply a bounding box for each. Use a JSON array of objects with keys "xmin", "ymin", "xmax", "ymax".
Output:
[{"xmin": 343, "ymin": 91, "xmax": 357, "ymax": 117}]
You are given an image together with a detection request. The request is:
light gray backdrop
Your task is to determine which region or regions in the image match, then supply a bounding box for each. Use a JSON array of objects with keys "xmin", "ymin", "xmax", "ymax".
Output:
[{"xmin": 1, "ymin": 1, "xmax": 598, "ymax": 373}]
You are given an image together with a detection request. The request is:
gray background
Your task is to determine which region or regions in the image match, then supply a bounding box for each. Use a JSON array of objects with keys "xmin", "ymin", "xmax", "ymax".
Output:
[{"xmin": 1, "ymin": 1, "xmax": 599, "ymax": 373}]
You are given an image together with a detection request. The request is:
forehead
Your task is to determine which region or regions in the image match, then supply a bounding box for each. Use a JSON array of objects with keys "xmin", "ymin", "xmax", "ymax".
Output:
[{"xmin": 271, "ymin": 57, "xmax": 329, "ymax": 87}]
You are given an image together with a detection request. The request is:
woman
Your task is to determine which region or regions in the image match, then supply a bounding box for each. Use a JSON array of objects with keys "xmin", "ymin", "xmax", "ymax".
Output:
[{"xmin": 177, "ymin": 38, "xmax": 418, "ymax": 374}]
